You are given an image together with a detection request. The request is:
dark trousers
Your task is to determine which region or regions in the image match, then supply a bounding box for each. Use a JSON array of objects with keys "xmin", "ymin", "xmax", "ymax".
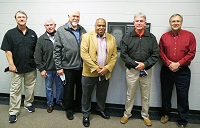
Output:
[
  {"xmin": 64, "ymin": 69, "xmax": 82, "ymax": 111},
  {"xmin": 160, "ymin": 66, "xmax": 191, "ymax": 126},
  {"xmin": 82, "ymin": 76, "xmax": 109, "ymax": 117}
]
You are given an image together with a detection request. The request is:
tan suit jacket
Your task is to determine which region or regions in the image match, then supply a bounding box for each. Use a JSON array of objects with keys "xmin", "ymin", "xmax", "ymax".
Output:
[{"xmin": 81, "ymin": 31, "xmax": 117, "ymax": 80}]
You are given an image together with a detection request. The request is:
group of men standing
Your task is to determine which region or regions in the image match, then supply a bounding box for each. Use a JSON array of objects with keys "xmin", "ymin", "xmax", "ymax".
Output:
[{"xmin": 1, "ymin": 9, "xmax": 196, "ymax": 128}]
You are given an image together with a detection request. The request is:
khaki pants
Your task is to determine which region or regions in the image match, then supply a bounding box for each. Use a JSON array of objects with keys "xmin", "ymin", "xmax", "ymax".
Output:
[
  {"xmin": 124, "ymin": 68, "xmax": 152, "ymax": 119},
  {"xmin": 9, "ymin": 70, "xmax": 37, "ymax": 115}
]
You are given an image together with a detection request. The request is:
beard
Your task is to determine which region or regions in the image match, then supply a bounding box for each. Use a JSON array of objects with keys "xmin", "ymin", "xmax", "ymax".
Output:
[{"xmin": 72, "ymin": 22, "xmax": 78, "ymax": 26}]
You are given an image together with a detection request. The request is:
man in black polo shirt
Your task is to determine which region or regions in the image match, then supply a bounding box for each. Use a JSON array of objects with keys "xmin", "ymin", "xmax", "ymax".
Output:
[{"xmin": 1, "ymin": 10, "xmax": 37, "ymax": 123}]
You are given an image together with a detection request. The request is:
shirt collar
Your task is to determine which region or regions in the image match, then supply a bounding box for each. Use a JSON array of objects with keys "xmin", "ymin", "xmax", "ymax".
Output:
[
  {"xmin": 170, "ymin": 29, "xmax": 182, "ymax": 37},
  {"xmin": 16, "ymin": 26, "xmax": 28, "ymax": 34},
  {"xmin": 46, "ymin": 30, "xmax": 56, "ymax": 36},
  {"xmin": 96, "ymin": 33, "xmax": 106, "ymax": 39},
  {"xmin": 67, "ymin": 22, "xmax": 79, "ymax": 31},
  {"xmin": 134, "ymin": 28, "xmax": 145, "ymax": 38},
  {"xmin": 46, "ymin": 33, "xmax": 53, "ymax": 37}
]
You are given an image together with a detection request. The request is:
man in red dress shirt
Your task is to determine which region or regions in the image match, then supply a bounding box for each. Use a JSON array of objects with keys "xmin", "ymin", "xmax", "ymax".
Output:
[{"xmin": 159, "ymin": 14, "xmax": 196, "ymax": 128}]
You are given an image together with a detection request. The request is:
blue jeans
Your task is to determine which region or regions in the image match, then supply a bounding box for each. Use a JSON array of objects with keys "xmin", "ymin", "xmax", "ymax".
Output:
[{"xmin": 45, "ymin": 71, "xmax": 63, "ymax": 106}]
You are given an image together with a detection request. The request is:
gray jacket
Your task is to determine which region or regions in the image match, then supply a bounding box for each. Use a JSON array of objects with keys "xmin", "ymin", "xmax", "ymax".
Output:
[
  {"xmin": 35, "ymin": 32, "xmax": 56, "ymax": 72},
  {"xmin": 54, "ymin": 22, "xmax": 86, "ymax": 70}
]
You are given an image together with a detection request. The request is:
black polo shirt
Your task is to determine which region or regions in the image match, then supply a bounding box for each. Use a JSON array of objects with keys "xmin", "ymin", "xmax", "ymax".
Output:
[{"xmin": 1, "ymin": 26, "xmax": 38, "ymax": 74}]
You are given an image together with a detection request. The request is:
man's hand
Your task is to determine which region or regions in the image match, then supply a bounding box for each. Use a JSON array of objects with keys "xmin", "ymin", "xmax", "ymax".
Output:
[
  {"xmin": 135, "ymin": 61, "xmax": 145, "ymax": 71},
  {"xmin": 57, "ymin": 69, "xmax": 64, "ymax": 75},
  {"xmin": 168, "ymin": 62, "xmax": 180, "ymax": 72},
  {"xmin": 97, "ymin": 66, "xmax": 108, "ymax": 76},
  {"xmin": 41, "ymin": 70, "xmax": 47, "ymax": 78},
  {"xmin": 9, "ymin": 64, "xmax": 17, "ymax": 72}
]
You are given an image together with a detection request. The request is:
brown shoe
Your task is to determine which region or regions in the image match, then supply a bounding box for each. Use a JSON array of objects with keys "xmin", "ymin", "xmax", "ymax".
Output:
[
  {"xmin": 144, "ymin": 118, "xmax": 152, "ymax": 126},
  {"xmin": 47, "ymin": 105, "xmax": 53, "ymax": 113},
  {"xmin": 160, "ymin": 115, "xmax": 169, "ymax": 124},
  {"xmin": 120, "ymin": 116, "xmax": 129, "ymax": 124}
]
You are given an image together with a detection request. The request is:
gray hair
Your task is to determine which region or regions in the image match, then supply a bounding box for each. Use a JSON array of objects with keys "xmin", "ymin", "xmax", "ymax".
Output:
[
  {"xmin": 44, "ymin": 18, "xmax": 55, "ymax": 25},
  {"xmin": 68, "ymin": 9, "xmax": 80, "ymax": 17},
  {"xmin": 169, "ymin": 14, "xmax": 183, "ymax": 23},
  {"xmin": 134, "ymin": 12, "xmax": 146, "ymax": 21},
  {"xmin": 15, "ymin": 10, "xmax": 28, "ymax": 19}
]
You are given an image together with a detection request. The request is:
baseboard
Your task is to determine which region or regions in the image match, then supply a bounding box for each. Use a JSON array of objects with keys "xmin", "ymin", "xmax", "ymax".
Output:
[{"xmin": 1, "ymin": 93, "xmax": 200, "ymax": 118}]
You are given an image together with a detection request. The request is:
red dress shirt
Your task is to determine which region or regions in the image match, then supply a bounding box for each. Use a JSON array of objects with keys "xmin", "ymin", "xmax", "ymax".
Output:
[{"xmin": 159, "ymin": 29, "xmax": 196, "ymax": 66}]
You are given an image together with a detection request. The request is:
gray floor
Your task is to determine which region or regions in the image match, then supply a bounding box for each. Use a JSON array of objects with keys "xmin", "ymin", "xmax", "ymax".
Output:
[{"xmin": 0, "ymin": 104, "xmax": 199, "ymax": 128}]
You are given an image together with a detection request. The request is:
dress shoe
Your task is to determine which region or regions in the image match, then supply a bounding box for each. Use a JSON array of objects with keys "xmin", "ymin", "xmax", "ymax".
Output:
[
  {"xmin": 66, "ymin": 110, "xmax": 74, "ymax": 120},
  {"xmin": 120, "ymin": 116, "xmax": 129, "ymax": 124},
  {"xmin": 160, "ymin": 115, "xmax": 169, "ymax": 124},
  {"xmin": 176, "ymin": 123, "xmax": 187, "ymax": 128},
  {"xmin": 143, "ymin": 118, "xmax": 152, "ymax": 126},
  {"xmin": 57, "ymin": 103, "xmax": 65, "ymax": 109},
  {"xmin": 83, "ymin": 117, "xmax": 90, "ymax": 127},
  {"xmin": 96, "ymin": 111, "xmax": 110, "ymax": 119},
  {"xmin": 47, "ymin": 105, "xmax": 53, "ymax": 113},
  {"xmin": 179, "ymin": 125, "xmax": 186, "ymax": 128}
]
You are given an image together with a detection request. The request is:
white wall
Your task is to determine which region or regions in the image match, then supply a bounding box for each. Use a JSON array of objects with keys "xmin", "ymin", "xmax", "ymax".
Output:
[{"xmin": 0, "ymin": 0, "xmax": 199, "ymax": 110}]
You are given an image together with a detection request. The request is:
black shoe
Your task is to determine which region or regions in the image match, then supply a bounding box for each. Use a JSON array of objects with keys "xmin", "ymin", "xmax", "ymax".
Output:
[
  {"xmin": 83, "ymin": 117, "xmax": 90, "ymax": 127},
  {"xmin": 66, "ymin": 110, "xmax": 74, "ymax": 120},
  {"xmin": 176, "ymin": 122, "xmax": 187, "ymax": 128},
  {"xmin": 24, "ymin": 106, "xmax": 35, "ymax": 113},
  {"xmin": 47, "ymin": 105, "xmax": 53, "ymax": 113},
  {"xmin": 96, "ymin": 111, "xmax": 110, "ymax": 119},
  {"xmin": 9, "ymin": 115, "xmax": 17, "ymax": 123}
]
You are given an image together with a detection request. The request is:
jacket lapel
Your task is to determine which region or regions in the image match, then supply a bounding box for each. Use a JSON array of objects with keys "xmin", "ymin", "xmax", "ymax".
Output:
[
  {"xmin": 105, "ymin": 33, "xmax": 110, "ymax": 55},
  {"xmin": 91, "ymin": 31, "xmax": 98, "ymax": 51}
]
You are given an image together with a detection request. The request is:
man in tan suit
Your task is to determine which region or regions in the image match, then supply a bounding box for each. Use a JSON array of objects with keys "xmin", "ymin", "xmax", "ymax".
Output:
[{"xmin": 80, "ymin": 18, "xmax": 117, "ymax": 127}]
